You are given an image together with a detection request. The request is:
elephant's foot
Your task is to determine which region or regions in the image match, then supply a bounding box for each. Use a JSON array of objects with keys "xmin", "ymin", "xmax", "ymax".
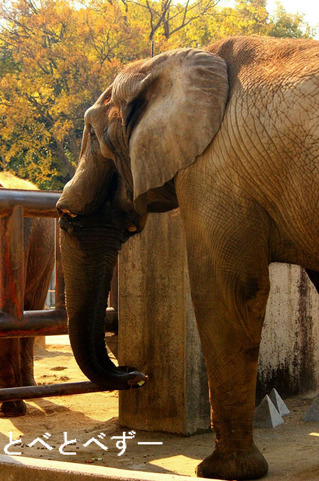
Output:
[
  {"xmin": 196, "ymin": 444, "xmax": 268, "ymax": 480},
  {"xmin": 1, "ymin": 400, "xmax": 27, "ymax": 417}
]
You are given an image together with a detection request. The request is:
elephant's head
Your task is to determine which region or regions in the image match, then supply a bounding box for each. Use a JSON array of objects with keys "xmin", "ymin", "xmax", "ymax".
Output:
[{"xmin": 57, "ymin": 48, "xmax": 228, "ymax": 388}]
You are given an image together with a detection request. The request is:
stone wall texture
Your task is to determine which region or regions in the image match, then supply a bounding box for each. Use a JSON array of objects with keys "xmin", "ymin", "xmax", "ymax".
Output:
[{"xmin": 258, "ymin": 264, "xmax": 319, "ymax": 400}]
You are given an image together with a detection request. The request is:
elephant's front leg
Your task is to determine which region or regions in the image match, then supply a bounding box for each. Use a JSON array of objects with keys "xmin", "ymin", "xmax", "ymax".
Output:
[
  {"xmin": 176, "ymin": 177, "xmax": 270, "ymax": 480},
  {"xmin": 20, "ymin": 338, "xmax": 36, "ymax": 386},
  {"xmin": 193, "ymin": 263, "xmax": 269, "ymax": 480},
  {"xmin": 0, "ymin": 339, "xmax": 27, "ymax": 417},
  {"xmin": 194, "ymin": 292, "xmax": 269, "ymax": 480}
]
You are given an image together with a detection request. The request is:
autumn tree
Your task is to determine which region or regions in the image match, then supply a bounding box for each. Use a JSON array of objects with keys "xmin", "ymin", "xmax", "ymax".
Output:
[
  {"xmin": 0, "ymin": 0, "xmax": 145, "ymax": 188},
  {"xmin": 127, "ymin": 0, "xmax": 221, "ymax": 55},
  {"xmin": 176, "ymin": 0, "xmax": 270, "ymax": 46},
  {"xmin": 268, "ymin": 3, "xmax": 314, "ymax": 38},
  {"xmin": 169, "ymin": 0, "xmax": 314, "ymax": 47},
  {"xmin": 0, "ymin": 0, "xmax": 315, "ymax": 189}
]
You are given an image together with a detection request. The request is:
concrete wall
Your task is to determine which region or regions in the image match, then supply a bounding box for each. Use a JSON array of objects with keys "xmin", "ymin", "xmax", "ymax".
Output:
[
  {"xmin": 258, "ymin": 264, "xmax": 319, "ymax": 400},
  {"xmin": 118, "ymin": 211, "xmax": 319, "ymax": 433},
  {"xmin": 118, "ymin": 211, "xmax": 210, "ymax": 435}
]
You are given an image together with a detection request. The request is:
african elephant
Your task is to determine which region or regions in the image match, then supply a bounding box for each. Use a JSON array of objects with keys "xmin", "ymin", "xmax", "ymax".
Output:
[
  {"xmin": 57, "ymin": 36, "xmax": 319, "ymax": 480},
  {"xmin": 0, "ymin": 172, "xmax": 55, "ymax": 416}
]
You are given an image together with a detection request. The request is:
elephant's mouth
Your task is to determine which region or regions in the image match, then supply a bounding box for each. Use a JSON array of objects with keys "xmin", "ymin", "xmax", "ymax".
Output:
[
  {"xmin": 58, "ymin": 206, "xmax": 143, "ymax": 239},
  {"xmin": 59, "ymin": 213, "xmax": 82, "ymax": 233}
]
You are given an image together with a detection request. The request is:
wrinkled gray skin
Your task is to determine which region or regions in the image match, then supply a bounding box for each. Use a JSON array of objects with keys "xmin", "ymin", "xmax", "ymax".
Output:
[
  {"xmin": 0, "ymin": 175, "xmax": 55, "ymax": 417},
  {"xmin": 57, "ymin": 36, "xmax": 319, "ymax": 480}
]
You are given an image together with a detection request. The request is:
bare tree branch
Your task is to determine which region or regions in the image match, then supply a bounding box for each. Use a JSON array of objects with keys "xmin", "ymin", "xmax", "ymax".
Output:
[{"xmin": 126, "ymin": 0, "xmax": 220, "ymax": 44}]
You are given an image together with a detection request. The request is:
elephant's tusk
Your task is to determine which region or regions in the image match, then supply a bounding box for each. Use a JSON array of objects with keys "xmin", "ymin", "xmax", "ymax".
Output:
[{"xmin": 57, "ymin": 207, "xmax": 78, "ymax": 218}]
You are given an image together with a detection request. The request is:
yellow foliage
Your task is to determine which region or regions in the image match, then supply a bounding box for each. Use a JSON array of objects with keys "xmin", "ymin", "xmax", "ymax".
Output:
[{"xmin": 0, "ymin": 0, "xmax": 314, "ymax": 189}]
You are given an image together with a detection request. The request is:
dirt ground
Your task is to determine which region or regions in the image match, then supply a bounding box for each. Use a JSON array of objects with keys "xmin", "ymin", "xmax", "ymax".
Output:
[{"xmin": 0, "ymin": 339, "xmax": 318, "ymax": 481}]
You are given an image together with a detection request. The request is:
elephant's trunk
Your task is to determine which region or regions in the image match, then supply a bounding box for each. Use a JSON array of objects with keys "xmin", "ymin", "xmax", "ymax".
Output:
[{"xmin": 59, "ymin": 211, "xmax": 146, "ymax": 390}]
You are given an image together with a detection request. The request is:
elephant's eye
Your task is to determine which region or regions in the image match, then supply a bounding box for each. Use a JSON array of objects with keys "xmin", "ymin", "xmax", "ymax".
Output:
[{"xmin": 90, "ymin": 126, "xmax": 96, "ymax": 137}]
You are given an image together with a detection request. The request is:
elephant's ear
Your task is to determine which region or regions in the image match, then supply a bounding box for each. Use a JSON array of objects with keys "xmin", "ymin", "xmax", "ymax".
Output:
[{"xmin": 113, "ymin": 48, "xmax": 229, "ymax": 206}]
